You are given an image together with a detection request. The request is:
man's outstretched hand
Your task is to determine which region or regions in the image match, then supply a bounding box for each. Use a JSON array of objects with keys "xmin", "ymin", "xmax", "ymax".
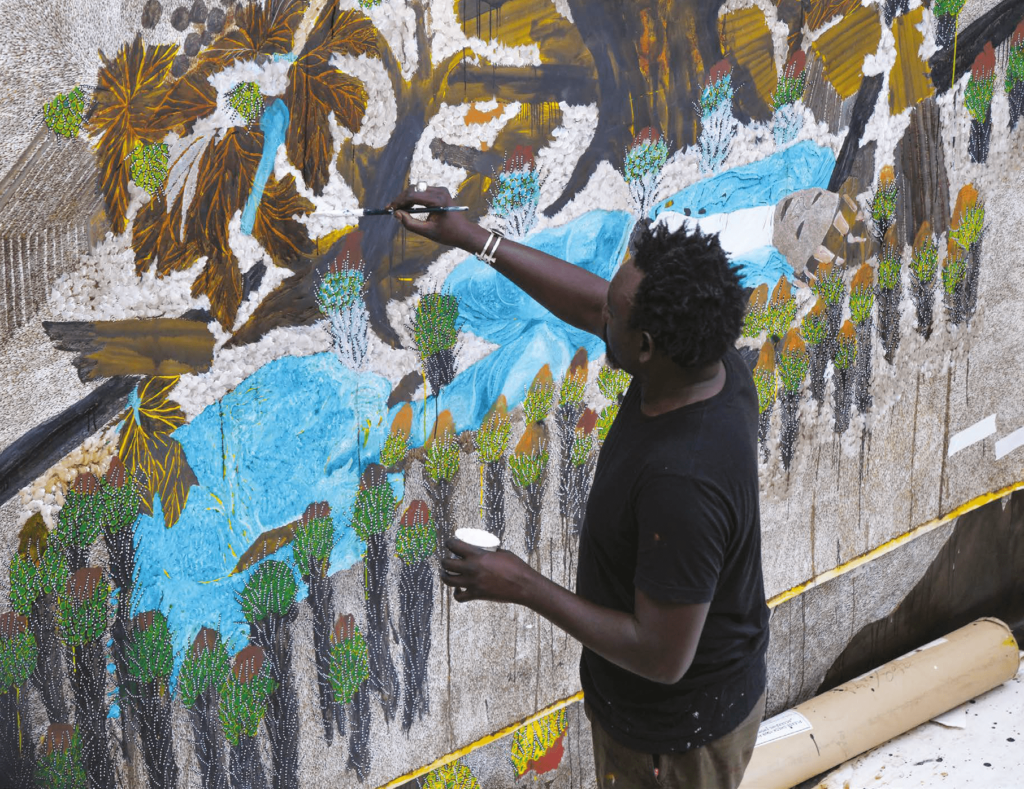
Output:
[
  {"xmin": 440, "ymin": 537, "xmax": 539, "ymax": 605},
  {"xmin": 388, "ymin": 186, "xmax": 480, "ymax": 249}
]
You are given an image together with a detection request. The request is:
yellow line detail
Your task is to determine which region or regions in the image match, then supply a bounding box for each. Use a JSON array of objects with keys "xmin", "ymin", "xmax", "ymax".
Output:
[
  {"xmin": 376, "ymin": 691, "xmax": 585, "ymax": 789},
  {"xmin": 767, "ymin": 478, "xmax": 1024, "ymax": 609},
  {"xmin": 163, "ymin": 569, "xmax": 171, "ymax": 580}
]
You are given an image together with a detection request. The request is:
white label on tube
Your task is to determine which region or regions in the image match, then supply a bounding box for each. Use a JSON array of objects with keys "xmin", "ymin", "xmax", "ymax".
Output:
[{"xmin": 754, "ymin": 710, "xmax": 813, "ymax": 748}]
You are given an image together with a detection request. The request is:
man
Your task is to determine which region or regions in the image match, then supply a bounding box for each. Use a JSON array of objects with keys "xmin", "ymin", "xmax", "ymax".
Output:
[{"xmin": 390, "ymin": 185, "xmax": 770, "ymax": 788}]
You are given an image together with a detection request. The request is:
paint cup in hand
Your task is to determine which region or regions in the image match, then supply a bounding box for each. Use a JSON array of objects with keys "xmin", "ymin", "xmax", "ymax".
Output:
[{"xmin": 454, "ymin": 528, "xmax": 500, "ymax": 552}]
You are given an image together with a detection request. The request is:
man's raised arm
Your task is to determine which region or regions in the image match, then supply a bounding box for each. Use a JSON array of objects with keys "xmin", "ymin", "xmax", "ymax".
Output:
[{"xmin": 389, "ymin": 186, "xmax": 609, "ymax": 338}]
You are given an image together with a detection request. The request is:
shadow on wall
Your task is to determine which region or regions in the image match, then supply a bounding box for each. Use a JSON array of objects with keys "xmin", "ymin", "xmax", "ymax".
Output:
[{"xmin": 821, "ymin": 488, "xmax": 1024, "ymax": 693}]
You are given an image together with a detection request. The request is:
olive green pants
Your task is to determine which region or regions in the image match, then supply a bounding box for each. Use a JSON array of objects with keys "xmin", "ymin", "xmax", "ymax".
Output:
[{"xmin": 586, "ymin": 691, "xmax": 766, "ymax": 789}]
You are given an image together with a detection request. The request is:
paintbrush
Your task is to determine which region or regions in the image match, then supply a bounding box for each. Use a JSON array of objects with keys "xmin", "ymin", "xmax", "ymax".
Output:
[{"xmin": 320, "ymin": 206, "xmax": 470, "ymax": 217}]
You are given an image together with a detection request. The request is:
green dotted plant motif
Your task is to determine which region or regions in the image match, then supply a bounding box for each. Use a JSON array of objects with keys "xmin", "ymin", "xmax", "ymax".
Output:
[
  {"xmin": 129, "ymin": 142, "xmax": 170, "ymax": 196},
  {"xmin": 623, "ymin": 135, "xmax": 669, "ymax": 183},
  {"xmin": 871, "ymin": 166, "xmax": 898, "ymax": 240},
  {"xmin": 352, "ymin": 479, "xmax": 397, "ymax": 541},
  {"xmin": 329, "ymin": 626, "xmax": 369, "ymax": 706},
  {"xmin": 54, "ymin": 475, "xmax": 103, "ymax": 571},
  {"xmin": 965, "ymin": 68, "xmax": 996, "ymax": 123},
  {"xmin": 597, "ymin": 366, "xmax": 631, "ymax": 401},
  {"xmin": 753, "ymin": 365, "xmax": 776, "ymax": 417},
  {"xmin": 0, "ymin": 624, "xmax": 38, "ymax": 693},
  {"xmin": 934, "ymin": 0, "xmax": 967, "ymax": 17},
  {"xmin": 911, "ymin": 235, "xmax": 938, "ymax": 284},
  {"xmin": 596, "ymin": 403, "xmax": 619, "ymax": 443},
  {"xmin": 239, "ymin": 561, "xmax": 297, "ymax": 625},
  {"xmin": 569, "ymin": 430, "xmax": 595, "ymax": 467},
  {"xmin": 772, "ymin": 51, "xmax": 807, "ymax": 109},
  {"xmin": 742, "ymin": 283, "xmax": 769, "ymax": 338},
  {"xmin": 834, "ymin": 329, "xmax": 857, "ymax": 371},
  {"xmin": 476, "ymin": 407, "xmax": 512, "ymax": 464},
  {"xmin": 317, "ymin": 269, "xmax": 364, "ymax": 313},
  {"xmin": 395, "ymin": 514, "xmax": 436, "ymax": 566},
  {"xmin": 812, "ymin": 265, "xmax": 846, "ymax": 307},
  {"xmin": 523, "ymin": 371, "xmax": 555, "ymax": 424},
  {"xmin": 413, "ymin": 293, "xmax": 459, "ymax": 358},
  {"xmin": 801, "ymin": 306, "xmax": 827, "ymax": 346},
  {"xmin": 942, "ymin": 248, "xmax": 967, "ymax": 296},
  {"xmin": 425, "ymin": 431, "xmax": 461, "ymax": 483},
  {"xmin": 509, "ymin": 452, "xmax": 548, "ymax": 488},
  {"xmin": 178, "ymin": 633, "xmax": 231, "ymax": 710},
  {"xmin": 379, "ymin": 431, "xmax": 408, "ymax": 467},
  {"xmin": 219, "ymin": 662, "xmax": 276, "ymax": 747},
  {"xmin": 878, "ymin": 245, "xmax": 901, "ymax": 292},
  {"xmin": 44, "ymin": 87, "xmax": 87, "ymax": 139},
  {"xmin": 766, "ymin": 278, "xmax": 797, "ymax": 342},
  {"xmin": 1008, "ymin": 31, "xmax": 1024, "ymax": 93},
  {"xmin": 57, "ymin": 577, "xmax": 110, "ymax": 647},
  {"xmin": 125, "ymin": 612, "xmax": 173, "ymax": 687},
  {"xmin": 35, "ymin": 728, "xmax": 88, "ymax": 789},
  {"xmin": 558, "ymin": 366, "xmax": 587, "ymax": 408},
  {"xmin": 293, "ymin": 515, "xmax": 334, "ymax": 578},
  {"xmin": 227, "ymin": 82, "xmax": 266, "ymax": 126},
  {"xmin": 950, "ymin": 201, "xmax": 985, "ymax": 251},
  {"xmin": 850, "ymin": 278, "xmax": 875, "ymax": 326},
  {"xmin": 777, "ymin": 345, "xmax": 809, "ymax": 396}
]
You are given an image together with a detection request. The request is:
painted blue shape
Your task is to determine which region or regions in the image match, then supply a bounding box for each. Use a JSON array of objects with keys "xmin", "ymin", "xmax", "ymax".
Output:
[
  {"xmin": 133, "ymin": 354, "xmax": 396, "ymax": 664},
  {"xmin": 241, "ymin": 99, "xmax": 290, "ymax": 235},
  {"xmin": 651, "ymin": 141, "xmax": 835, "ymax": 220},
  {"xmin": 108, "ymin": 701, "xmax": 120, "ymax": 719},
  {"xmin": 732, "ymin": 246, "xmax": 794, "ymax": 290},
  {"xmin": 273, "ymin": 53, "xmax": 298, "ymax": 62}
]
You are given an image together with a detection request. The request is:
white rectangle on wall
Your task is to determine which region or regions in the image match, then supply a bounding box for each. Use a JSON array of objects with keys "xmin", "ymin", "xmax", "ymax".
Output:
[
  {"xmin": 995, "ymin": 426, "xmax": 1024, "ymax": 460},
  {"xmin": 948, "ymin": 415, "xmax": 997, "ymax": 457}
]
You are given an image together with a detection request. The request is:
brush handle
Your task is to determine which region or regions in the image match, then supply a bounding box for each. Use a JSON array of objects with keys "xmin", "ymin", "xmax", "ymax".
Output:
[{"xmin": 362, "ymin": 206, "xmax": 469, "ymax": 216}]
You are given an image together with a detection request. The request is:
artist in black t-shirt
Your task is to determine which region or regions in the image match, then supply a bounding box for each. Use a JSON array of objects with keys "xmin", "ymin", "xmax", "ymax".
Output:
[{"xmin": 390, "ymin": 186, "xmax": 770, "ymax": 788}]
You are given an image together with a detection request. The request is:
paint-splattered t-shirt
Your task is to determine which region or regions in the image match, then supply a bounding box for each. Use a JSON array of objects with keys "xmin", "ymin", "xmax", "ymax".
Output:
[{"xmin": 576, "ymin": 347, "xmax": 769, "ymax": 754}]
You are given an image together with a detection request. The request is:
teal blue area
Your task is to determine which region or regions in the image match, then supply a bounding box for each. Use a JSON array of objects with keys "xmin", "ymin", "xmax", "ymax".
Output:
[
  {"xmin": 391, "ymin": 210, "xmax": 634, "ymax": 444},
  {"xmin": 651, "ymin": 141, "xmax": 835, "ymax": 219},
  {"xmin": 733, "ymin": 246, "xmax": 794, "ymax": 290},
  {"xmin": 132, "ymin": 355, "xmax": 400, "ymax": 666},
  {"xmin": 241, "ymin": 99, "xmax": 290, "ymax": 235},
  {"xmin": 133, "ymin": 141, "xmax": 831, "ymax": 668}
]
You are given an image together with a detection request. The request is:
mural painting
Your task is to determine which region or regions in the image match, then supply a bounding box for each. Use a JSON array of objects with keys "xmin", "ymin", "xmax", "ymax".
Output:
[{"xmin": 0, "ymin": 0, "xmax": 1022, "ymax": 787}]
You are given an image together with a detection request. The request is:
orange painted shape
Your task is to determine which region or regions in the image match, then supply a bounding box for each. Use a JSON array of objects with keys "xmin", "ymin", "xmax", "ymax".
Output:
[
  {"xmin": 719, "ymin": 6, "xmax": 778, "ymax": 109},
  {"xmin": 952, "ymin": 183, "xmax": 980, "ymax": 229},
  {"xmin": 391, "ymin": 403, "xmax": 413, "ymax": 440},
  {"xmin": 770, "ymin": 276, "xmax": 792, "ymax": 305},
  {"xmin": 913, "ymin": 221, "xmax": 933, "ymax": 252},
  {"xmin": 756, "ymin": 342, "xmax": 776, "ymax": 373},
  {"xmin": 851, "ymin": 262, "xmax": 874, "ymax": 291},
  {"xmin": 401, "ymin": 500, "xmax": 431, "ymax": 528},
  {"xmin": 781, "ymin": 328, "xmax": 806, "ymax": 356},
  {"xmin": 515, "ymin": 423, "xmax": 547, "ymax": 457},
  {"xmin": 426, "ymin": 410, "xmax": 457, "ymax": 450},
  {"xmin": 889, "ymin": 7, "xmax": 933, "ymax": 114},
  {"xmin": 464, "ymin": 103, "xmax": 506, "ymax": 126},
  {"xmin": 812, "ymin": 4, "xmax": 882, "ymax": 99},
  {"xmin": 748, "ymin": 283, "xmax": 769, "ymax": 312}
]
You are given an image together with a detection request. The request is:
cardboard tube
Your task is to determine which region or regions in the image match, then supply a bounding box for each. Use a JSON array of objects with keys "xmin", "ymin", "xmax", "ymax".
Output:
[{"xmin": 741, "ymin": 618, "xmax": 1020, "ymax": 789}]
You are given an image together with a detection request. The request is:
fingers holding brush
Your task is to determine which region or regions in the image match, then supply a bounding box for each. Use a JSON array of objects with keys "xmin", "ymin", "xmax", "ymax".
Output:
[{"xmin": 389, "ymin": 184, "xmax": 474, "ymax": 247}]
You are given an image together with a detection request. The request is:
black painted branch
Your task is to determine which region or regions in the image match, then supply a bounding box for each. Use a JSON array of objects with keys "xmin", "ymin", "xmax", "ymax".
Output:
[{"xmin": 929, "ymin": 0, "xmax": 1023, "ymax": 93}]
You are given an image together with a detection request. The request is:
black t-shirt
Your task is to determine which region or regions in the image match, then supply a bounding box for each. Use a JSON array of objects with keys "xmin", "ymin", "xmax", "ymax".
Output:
[{"xmin": 576, "ymin": 347, "xmax": 770, "ymax": 754}]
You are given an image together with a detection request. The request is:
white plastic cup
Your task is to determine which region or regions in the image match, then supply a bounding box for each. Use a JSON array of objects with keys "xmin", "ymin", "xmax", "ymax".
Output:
[{"xmin": 454, "ymin": 528, "xmax": 500, "ymax": 552}]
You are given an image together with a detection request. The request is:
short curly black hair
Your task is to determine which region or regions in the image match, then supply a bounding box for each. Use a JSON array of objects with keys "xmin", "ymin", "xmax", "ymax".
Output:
[{"xmin": 627, "ymin": 218, "xmax": 745, "ymax": 369}]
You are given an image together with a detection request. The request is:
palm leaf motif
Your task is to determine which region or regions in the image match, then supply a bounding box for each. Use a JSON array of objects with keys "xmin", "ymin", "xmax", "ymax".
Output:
[
  {"xmin": 117, "ymin": 377, "xmax": 197, "ymax": 529},
  {"xmin": 88, "ymin": 35, "xmax": 178, "ymax": 234},
  {"xmin": 285, "ymin": 3, "xmax": 378, "ymax": 194},
  {"xmin": 186, "ymin": 127, "xmax": 265, "ymax": 330},
  {"xmin": 132, "ymin": 191, "xmax": 200, "ymax": 276}
]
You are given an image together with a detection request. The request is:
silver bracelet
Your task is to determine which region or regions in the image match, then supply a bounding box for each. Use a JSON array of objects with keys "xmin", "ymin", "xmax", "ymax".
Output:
[{"xmin": 478, "ymin": 231, "xmax": 503, "ymax": 266}]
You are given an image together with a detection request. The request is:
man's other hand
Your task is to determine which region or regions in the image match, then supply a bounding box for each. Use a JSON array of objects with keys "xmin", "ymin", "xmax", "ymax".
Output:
[{"xmin": 440, "ymin": 537, "xmax": 536, "ymax": 605}]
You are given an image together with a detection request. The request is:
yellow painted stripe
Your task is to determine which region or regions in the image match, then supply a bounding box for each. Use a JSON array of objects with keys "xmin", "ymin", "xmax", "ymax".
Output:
[
  {"xmin": 376, "ymin": 691, "xmax": 585, "ymax": 789},
  {"xmin": 768, "ymin": 478, "xmax": 1024, "ymax": 609}
]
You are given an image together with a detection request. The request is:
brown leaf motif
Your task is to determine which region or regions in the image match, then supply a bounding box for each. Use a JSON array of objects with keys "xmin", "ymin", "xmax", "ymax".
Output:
[
  {"xmin": 88, "ymin": 35, "xmax": 178, "ymax": 234},
  {"xmin": 117, "ymin": 377, "xmax": 197, "ymax": 529},
  {"xmin": 132, "ymin": 192, "xmax": 199, "ymax": 277},
  {"xmin": 186, "ymin": 127, "xmax": 265, "ymax": 330},
  {"xmin": 285, "ymin": 3, "xmax": 378, "ymax": 194},
  {"xmin": 201, "ymin": 0, "xmax": 309, "ymax": 71},
  {"xmin": 252, "ymin": 174, "xmax": 317, "ymax": 269}
]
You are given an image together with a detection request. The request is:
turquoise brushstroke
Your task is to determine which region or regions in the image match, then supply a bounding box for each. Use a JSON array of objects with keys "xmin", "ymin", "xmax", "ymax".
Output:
[
  {"xmin": 132, "ymin": 355, "xmax": 400, "ymax": 665},
  {"xmin": 132, "ymin": 143, "xmax": 833, "ymax": 666},
  {"xmin": 240, "ymin": 99, "xmax": 290, "ymax": 235},
  {"xmin": 651, "ymin": 140, "xmax": 835, "ymax": 219}
]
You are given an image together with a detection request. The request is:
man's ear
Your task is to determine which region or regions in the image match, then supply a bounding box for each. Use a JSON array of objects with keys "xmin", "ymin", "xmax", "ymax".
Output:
[{"xmin": 639, "ymin": 331, "xmax": 655, "ymax": 363}]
